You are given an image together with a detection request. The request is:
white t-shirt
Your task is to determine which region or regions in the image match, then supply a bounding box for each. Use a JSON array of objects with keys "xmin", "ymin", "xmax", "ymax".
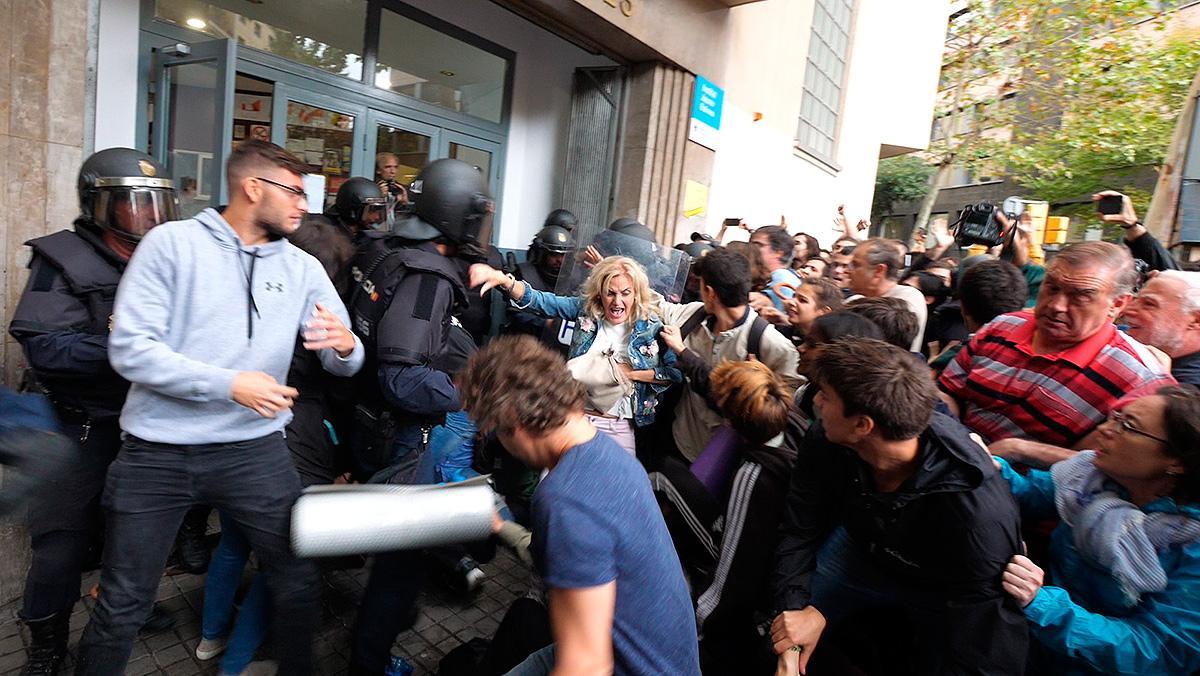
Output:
[
  {"xmin": 569, "ymin": 320, "xmax": 634, "ymax": 418},
  {"xmin": 882, "ymin": 283, "xmax": 929, "ymax": 352}
]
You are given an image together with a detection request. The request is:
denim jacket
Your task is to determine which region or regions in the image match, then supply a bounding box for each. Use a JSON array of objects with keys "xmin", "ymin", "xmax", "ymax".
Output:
[{"xmin": 513, "ymin": 285, "xmax": 682, "ymax": 426}]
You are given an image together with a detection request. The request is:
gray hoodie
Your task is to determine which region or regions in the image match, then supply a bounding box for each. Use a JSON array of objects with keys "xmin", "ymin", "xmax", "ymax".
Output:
[{"xmin": 109, "ymin": 208, "xmax": 364, "ymax": 444}]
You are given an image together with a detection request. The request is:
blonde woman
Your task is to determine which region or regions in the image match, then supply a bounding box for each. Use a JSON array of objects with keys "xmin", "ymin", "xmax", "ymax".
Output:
[{"xmin": 470, "ymin": 256, "xmax": 682, "ymax": 455}]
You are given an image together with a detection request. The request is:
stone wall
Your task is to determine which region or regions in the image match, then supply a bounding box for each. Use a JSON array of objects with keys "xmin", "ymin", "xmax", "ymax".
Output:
[{"xmin": 0, "ymin": 0, "xmax": 92, "ymax": 602}]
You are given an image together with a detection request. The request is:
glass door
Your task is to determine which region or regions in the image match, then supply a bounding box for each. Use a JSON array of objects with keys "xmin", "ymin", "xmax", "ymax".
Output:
[
  {"xmin": 364, "ymin": 110, "xmax": 440, "ymax": 189},
  {"xmin": 271, "ymin": 84, "xmax": 367, "ymax": 213},
  {"xmin": 364, "ymin": 110, "xmax": 440, "ymax": 228},
  {"xmin": 153, "ymin": 38, "xmax": 236, "ymax": 215}
]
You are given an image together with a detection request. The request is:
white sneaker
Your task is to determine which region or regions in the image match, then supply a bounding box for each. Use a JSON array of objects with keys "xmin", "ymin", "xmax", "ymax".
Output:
[
  {"xmin": 464, "ymin": 566, "xmax": 486, "ymax": 594},
  {"xmin": 195, "ymin": 636, "xmax": 228, "ymax": 661}
]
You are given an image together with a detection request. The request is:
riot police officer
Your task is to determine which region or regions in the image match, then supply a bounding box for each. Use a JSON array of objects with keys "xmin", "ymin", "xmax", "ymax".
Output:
[
  {"xmin": 290, "ymin": 177, "xmax": 387, "ymax": 300},
  {"xmin": 504, "ymin": 217, "xmax": 576, "ymax": 353},
  {"xmin": 347, "ymin": 158, "xmax": 492, "ymax": 675},
  {"xmin": 7, "ymin": 148, "xmax": 180, "ymax": 675}
]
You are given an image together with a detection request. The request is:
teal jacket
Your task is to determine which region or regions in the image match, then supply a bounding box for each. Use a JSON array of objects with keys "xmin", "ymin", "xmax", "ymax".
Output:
[
  {"xmin": 998, "ymin": 458, "xmax": 1200, "ymax": 675},
  {"xmin": 513, "ymin": 285, "xmax": 681, "ymax": 427}
]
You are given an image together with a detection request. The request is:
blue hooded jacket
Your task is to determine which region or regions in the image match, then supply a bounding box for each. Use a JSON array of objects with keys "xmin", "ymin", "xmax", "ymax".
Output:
[{"xmin": 998, "ymin": 458, "xmax": 1200, "ymax": 675}]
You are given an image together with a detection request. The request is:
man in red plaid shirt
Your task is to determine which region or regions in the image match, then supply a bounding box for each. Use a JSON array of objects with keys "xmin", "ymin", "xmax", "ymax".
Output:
[{"xmin": 938, "ymin": 241, "xmax": 1174, "ymax": 468}]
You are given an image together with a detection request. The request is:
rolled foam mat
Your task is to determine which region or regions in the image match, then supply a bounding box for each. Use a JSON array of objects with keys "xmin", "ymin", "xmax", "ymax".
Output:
[{"xmin": 291, "ymin": 483, "xmax": 495, "ymax": 557}]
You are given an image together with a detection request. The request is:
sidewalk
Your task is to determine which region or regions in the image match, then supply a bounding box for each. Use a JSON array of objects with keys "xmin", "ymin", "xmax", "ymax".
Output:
[{"xmin": 0, "ymin": 549, "xmax": 530, "ymax": 675}]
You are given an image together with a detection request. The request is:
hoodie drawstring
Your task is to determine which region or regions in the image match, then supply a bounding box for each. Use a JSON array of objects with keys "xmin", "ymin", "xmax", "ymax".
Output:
[{"xmin": 239, "ymin": 248, "xmax": 262, "ymax": 341}]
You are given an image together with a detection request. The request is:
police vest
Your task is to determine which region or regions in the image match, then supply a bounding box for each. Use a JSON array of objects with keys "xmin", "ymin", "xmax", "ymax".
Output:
[
  {"xmin": 11, "ymin": 229, "xmax": 128, "ymax": 419},
  {"xmin": 25, "ymin": 230, "xmax": 122, "ymax": 335},
  {"xmin": 348, "ymin": 234, "xmax": 467, "ymax": 358}
]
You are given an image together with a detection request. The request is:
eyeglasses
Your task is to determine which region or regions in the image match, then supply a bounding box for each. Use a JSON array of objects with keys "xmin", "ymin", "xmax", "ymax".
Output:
[
  {"xmin": 1108, "ymin": 409, "xmax": 1169, "ymax": 444},
  {"xmin": 255, "ymin": 176, "xmax": 307, "ymax": 199}
]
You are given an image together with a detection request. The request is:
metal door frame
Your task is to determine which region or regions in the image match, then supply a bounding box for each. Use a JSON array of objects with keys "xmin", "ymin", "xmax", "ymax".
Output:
[{"xmin": 152, "ymin": 38, "xmax": 236, "ymax": 205}]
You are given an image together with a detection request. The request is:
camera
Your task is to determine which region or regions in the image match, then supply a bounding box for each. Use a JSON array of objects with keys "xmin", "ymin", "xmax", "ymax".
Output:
[
  {"xmin": 952, "ymin": 202, "xmax": 1006, "ymax": 248},
  {"xmin": 382, "ymin": 180, "xmax": 405, "ymax": 198}
]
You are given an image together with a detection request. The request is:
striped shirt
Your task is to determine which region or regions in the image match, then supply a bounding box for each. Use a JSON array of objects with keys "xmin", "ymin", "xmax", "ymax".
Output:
[{"xmin": 938, "ymin": 311, "xmax": 1175, "ymax": 447}]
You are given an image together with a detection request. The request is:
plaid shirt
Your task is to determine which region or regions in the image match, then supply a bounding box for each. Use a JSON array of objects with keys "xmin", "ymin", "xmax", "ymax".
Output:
[{"xmin": 938, "ymin": 311, "xmax": 1175, "ymax": 447}]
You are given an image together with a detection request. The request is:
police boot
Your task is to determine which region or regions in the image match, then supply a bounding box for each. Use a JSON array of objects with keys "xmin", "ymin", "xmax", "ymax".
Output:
[
  {"xmin": 174, "ymin": 506, "xmax": 211, "ymax": 574},
  {"xmin": 21, "ymin": 613, "xmax": 68, "ymax": 676}
]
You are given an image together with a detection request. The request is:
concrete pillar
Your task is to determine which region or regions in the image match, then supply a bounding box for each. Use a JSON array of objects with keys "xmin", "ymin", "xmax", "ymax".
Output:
[
  {"xmin": 0, "ymin": 0, "xmax": 92, "ymax": 602},
  {"xmin": 612, "ymin": 62, "xmax": 716, "ymax": 246}
]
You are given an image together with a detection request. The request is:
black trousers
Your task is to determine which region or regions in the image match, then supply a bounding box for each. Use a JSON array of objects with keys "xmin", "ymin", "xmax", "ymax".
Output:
[
  {"xmin": 75, "ymin": 432, "xmax": 317, "ymax": 675},
  {"xmin": 21, "ymin": 420, "xmax": 119, "ymax": 620}
]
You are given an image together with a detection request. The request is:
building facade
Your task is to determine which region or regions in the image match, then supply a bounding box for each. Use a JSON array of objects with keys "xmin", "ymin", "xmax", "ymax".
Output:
[
  {"xmin": 879, "ymin": 0, "xmax": 1200, "ymax": 247},
  {"xmin": 0, "ymin": 0, "xmax": 946, "ymax": 600}
]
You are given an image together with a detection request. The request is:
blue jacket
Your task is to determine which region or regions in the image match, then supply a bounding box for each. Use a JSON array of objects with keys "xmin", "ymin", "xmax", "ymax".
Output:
[
  {"xmin": 998, "ymin": 458, "xmax": 1200, "ymax": 675},
  {"xmin": 513, "ymin": 285, "xmax": 682, "ymax": 427}
]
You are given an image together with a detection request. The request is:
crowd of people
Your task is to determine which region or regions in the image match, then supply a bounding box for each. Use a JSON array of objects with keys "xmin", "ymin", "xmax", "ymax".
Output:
[{"xmin": 4, "ymin": 140, "xmax": 1200, "ymax": 676}]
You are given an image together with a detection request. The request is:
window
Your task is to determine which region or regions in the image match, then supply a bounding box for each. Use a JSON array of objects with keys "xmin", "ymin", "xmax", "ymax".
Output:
[
  {"xmin": 795, "ymin": 0, "xmax": 854, "ymax": 162},
  {"xmin": 154, "ymin": 0, "xmax": 365, "ymax": 80},
  {"xmin": 375, "ymin": 8, "xmax": 509, "ymax": 124}
]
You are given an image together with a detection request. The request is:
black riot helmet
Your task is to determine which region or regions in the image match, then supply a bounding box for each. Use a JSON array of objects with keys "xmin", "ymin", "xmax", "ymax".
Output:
[
  {"xmin": 78, "ymin": 148, "xmax": 178, "ymax": 244},
  {"xmin": 543, "ymin": 208, "xmax": 578, "ymax": 232},
  {"xmin": 394, "ymin": 159, "xmax": 493, "ymax": 243},
  {"xmin": 608, "ymin": 217, "xmax": 657, "ymax": 245},
  {"xmin": 681, "ymin": 241, "xmax": 715, "ymax": 260},
  {"xmin": 332, "ymin": 177, "xmax": 387, "ymax": 230},
  {"xmin": 529, "ymin": 224, "xmax": 575, "ymax": 271}
]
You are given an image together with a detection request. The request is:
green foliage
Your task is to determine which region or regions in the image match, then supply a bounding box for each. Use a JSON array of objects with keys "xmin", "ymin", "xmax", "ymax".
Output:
[
  {"xmin": 872, "ymin": 156, "xmax": 933, "ymax": 218},
  {"xmin": 934, "ymin": 0, "xmax": 1200, "ymax": 205},
  {"xmin": 266, "ymin": 33, "xmax": 357, "ymax": 76}
]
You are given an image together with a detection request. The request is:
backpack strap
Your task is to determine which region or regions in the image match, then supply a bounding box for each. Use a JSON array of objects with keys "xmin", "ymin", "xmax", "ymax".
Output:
[
  {"xmin": 680, "ymin": 307, "xmax": 710, "ymax": 338},
  {"xmin": 746, "ymin": 315, "xmax": 769, "ymax": 358}
]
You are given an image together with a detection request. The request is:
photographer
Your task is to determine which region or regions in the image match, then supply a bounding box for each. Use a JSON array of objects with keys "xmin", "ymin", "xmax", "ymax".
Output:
[{"xmin": 375, "ymin": 152, "xmax": 408, "ymax": 226}]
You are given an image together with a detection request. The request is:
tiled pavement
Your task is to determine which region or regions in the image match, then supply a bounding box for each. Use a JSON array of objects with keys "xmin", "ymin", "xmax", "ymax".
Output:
[{"xmin": 0, "ymin": 549, "xmax": 531, "ymax": 675}]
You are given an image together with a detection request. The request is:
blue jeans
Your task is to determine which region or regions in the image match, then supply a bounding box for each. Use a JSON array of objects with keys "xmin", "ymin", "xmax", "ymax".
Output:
[
  {"xmin": 415, "ymin": 410, "xmax": 479, "ymax": 484},
  {"xmin": 75, "ymin": 433, "xmax": 317, "ymax": 675},
  {"xmin": 201, "ymin": 513, "xmax": 268, "ymax": 675}
]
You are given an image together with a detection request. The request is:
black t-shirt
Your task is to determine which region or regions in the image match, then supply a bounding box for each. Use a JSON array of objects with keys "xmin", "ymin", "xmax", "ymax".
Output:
[{"xmin": 1172, "ymin": 351, "xmax": 1200, "ymax": 387}]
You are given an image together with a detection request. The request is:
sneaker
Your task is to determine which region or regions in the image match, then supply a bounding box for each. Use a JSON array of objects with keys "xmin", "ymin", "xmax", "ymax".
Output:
[
  {"xmin": 463, "ymin": 566, "xmax": 486, "ymax": 594},
  {"xmin": 195, "ymin": 636, "xmax": 228, "ymax": 661}
]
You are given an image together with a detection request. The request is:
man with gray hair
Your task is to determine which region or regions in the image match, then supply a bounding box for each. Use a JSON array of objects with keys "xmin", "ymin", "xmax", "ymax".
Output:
[
  {"xmin": 848, "ymin": 238, "xmax": 927, "ymax": 350},
  {"xmin": 939, "ymin": 241, "xmax": 1175, "ymax": 467},
  {"xmin": 1121, "ymin": 270, "xmax": 1200, "ymax": 386}
]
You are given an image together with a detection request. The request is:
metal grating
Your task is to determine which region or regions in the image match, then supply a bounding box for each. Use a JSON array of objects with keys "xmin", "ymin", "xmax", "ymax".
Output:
[{"xmin": 561, "ymin": 67, "xmax": 625, "ymax": 243}]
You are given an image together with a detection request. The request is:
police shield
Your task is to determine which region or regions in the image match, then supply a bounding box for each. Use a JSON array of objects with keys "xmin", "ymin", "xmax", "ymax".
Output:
[{"xmin": 552, "ymin": 227, "xmax": 691, "ymax": 304}]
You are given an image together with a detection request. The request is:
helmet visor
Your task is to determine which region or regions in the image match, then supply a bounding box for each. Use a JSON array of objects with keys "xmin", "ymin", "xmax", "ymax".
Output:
[
  {"xmin": 361, "ymin": 201, "xmax": 387, "ymax": 228},
  {"xmin": 94, "ymin": 187, "xmax": 179, "ymax": 241}
]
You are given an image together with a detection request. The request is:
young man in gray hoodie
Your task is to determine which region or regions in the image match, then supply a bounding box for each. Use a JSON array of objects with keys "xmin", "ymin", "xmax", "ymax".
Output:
[{"xmin": 75, "ymin": 140, "xmax": 364, "ymax": 675}]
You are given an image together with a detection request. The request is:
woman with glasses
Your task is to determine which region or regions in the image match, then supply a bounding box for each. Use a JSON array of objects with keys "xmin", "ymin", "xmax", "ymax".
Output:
[{"xmin": 994, "ymin": 385, "xmax": 1200, "ymax": 675}]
